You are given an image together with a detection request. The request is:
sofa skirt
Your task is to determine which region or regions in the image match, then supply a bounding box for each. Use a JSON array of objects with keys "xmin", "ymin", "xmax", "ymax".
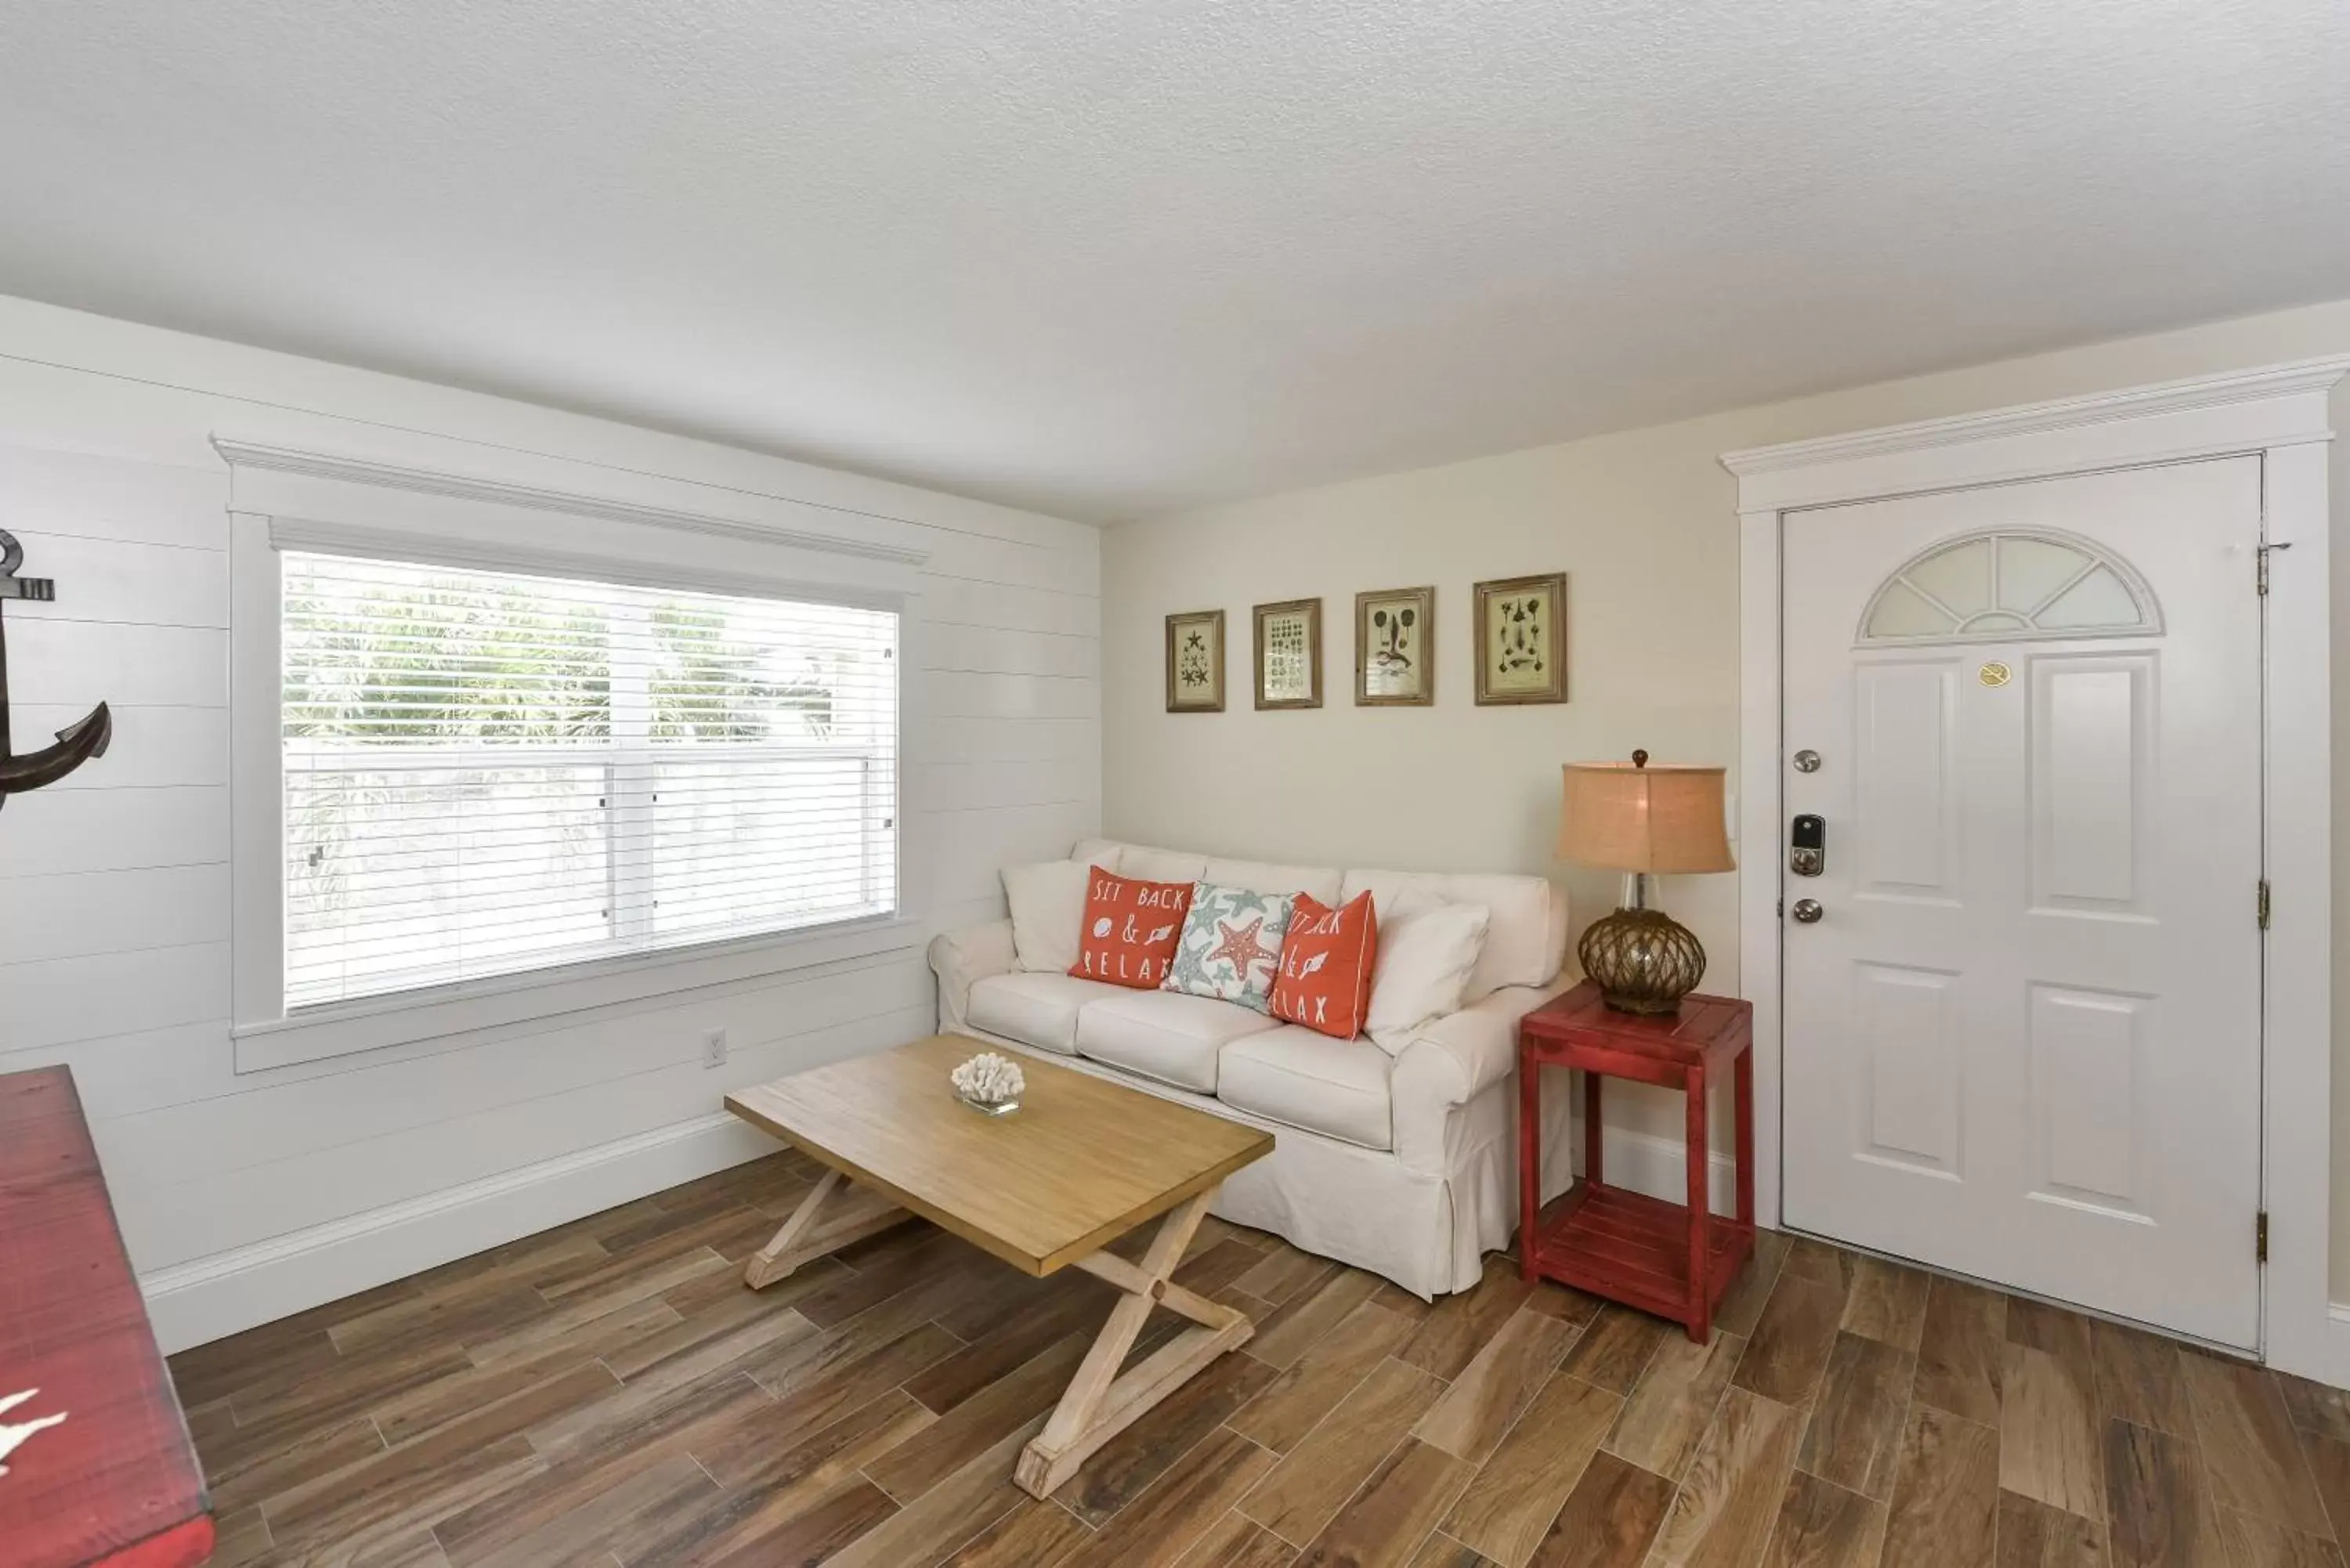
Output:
[{"xmin": 953, "ymin": 1026, "xmax": 1578, "ymax": 1300}]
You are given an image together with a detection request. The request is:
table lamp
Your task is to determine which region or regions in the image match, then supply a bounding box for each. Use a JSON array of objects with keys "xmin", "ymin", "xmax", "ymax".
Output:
[{"xmin": 1557, "ymin": 750, "xmax": 1735, "ymax": 1013}]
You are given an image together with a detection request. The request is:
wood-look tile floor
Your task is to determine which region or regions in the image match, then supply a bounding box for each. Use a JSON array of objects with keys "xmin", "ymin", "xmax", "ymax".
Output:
[{"xmin": 172, "ymin": 1152, "xmax": 2350, "ymax": 1568}]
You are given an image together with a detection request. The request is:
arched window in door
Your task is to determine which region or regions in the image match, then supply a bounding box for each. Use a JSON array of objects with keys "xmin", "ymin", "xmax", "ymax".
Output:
[{"xmin": 1856, "ymin": 528, "xmax": 2161, "ymax": 645}]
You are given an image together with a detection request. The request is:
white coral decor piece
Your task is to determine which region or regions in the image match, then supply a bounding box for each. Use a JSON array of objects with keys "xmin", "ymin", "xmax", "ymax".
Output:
[{"xmin": 951, "ymin": 1051, "xmax": 1025, "ymax": 1105}]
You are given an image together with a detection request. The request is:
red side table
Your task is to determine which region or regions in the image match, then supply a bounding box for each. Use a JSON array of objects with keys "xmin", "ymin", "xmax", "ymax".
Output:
[
  {"xmin": 0, "ymin": 1067, "xmax": 214, "ymax": 1568},
  {"xmin": 1519, "ymin": 981, "xmax": 1755, "ymax": 1342}
]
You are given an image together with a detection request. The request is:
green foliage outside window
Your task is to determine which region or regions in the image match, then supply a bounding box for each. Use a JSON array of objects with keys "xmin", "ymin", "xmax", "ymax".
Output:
[{"xmin": 284, "ymin": 580, "xmax": 837, "ymax": 743}]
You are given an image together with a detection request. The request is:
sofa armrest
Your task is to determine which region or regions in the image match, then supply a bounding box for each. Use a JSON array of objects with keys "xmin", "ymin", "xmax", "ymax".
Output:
[
  {"xmin": 928, "ymin": 919, "xmax": 1017, "ymax": 1030},
  {"xmin": 1390, "ymin": 978, "xmax": 1572, "ymax": 1175}
]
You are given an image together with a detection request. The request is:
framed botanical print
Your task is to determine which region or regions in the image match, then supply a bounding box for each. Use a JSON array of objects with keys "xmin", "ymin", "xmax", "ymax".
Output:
[
  {"xmin": 1355, "ymin": 586, "xmax": 1434, "ymax": 706},
  {"xmin": 1164, "ymin": 609, "xmax": 1225, "ymax": 712},
  {"xmin": 1253, "ymin": 598, "xmax": 1322, "ymax": 710},
  {"xmin": 1473, "ymin": 573, "xmax": 1567, "ymax": 704}
]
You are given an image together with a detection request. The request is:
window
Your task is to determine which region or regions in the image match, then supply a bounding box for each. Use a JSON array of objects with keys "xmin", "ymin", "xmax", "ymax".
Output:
[
  {"xmin": 1857, "ymin": 528, "xmax": 2160, "ymax": 645},
  {"xmin": 280, "ymin": 551, "xmax": 898, "ymax": 1010}
]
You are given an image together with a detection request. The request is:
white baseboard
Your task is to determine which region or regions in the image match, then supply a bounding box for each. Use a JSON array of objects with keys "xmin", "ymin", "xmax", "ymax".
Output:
[
  {"xmin": 140, "ymin": 1111, "xmax": 775, "ymax": 1353},
  {"xmin": 1574, "ymin": 1118, "xmax": 1742, "ymax": 1217},
  {"xmin": 134, "ymin": 1106, "xmax": 1732, "ymax": 1358}
]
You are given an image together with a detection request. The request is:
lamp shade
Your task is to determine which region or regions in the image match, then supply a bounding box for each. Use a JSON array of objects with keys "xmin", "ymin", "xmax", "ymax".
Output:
[{"xmin": 1557, "ymin": 756, "xmax": 1735, "ymax": 875}]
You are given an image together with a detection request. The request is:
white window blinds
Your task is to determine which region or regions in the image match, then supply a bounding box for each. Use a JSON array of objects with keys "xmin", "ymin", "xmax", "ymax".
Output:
[{"xmin": 280, "ymin": 551, "xmax": 898, "ymax": 1010}]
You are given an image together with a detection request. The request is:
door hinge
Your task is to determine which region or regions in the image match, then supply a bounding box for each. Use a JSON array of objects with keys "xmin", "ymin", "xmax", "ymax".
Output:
[
  {"xmin": 2258, "ymin": 880, "xmax": 2272, "ymax": 930},
  {"xmin": 2258, "ymin": 540, "xmax": 2294, "ymax": 596},
  {"xmin": 2258, "ymin": 1211, "xmax": 2270, "ymax": 1264}
]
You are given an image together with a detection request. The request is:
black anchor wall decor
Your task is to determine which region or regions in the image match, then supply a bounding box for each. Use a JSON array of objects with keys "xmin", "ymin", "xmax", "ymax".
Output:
[{"xmin": 0, "ymin": 529, "xmax": 112, "ymax": 807}]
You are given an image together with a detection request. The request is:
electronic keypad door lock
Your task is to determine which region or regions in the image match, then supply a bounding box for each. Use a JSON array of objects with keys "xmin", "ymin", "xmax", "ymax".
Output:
[{"xmin": 1789, "ymin": 814, "xmax": 1825, "ymax": 877}]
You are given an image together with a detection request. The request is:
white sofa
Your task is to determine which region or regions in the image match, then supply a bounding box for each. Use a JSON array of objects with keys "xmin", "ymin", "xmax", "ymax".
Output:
[{"xmin": 927, "ymin": 837, "xmax": 1579, "ymax": 1299}]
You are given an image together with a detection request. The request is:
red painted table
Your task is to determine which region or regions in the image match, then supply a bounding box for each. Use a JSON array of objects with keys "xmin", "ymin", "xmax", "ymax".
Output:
[
  {"xmin": 0, "ymin": 1067, "xmax": 213, "ymax": 1568},
  {"xmin": 1518, "ymin": 981, "xmax": 1755, "ymax": 1342}
]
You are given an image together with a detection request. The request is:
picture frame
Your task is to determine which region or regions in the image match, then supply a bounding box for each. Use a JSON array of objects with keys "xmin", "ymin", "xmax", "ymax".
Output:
[
  {"xmin": 1473, "ymin": 573, "xmax": 1567, "ymax": 705},
  {"xmin": 1355, "ymin": 586, "xmax": 1434, "ymax": 706},
  {"xmin": 1164, "ymin": 609, "xmax": 1225, "ymax": 712},
  {"xmin": 1253, "ymin": 598, "xmax": 1322, "ymax": 710}
]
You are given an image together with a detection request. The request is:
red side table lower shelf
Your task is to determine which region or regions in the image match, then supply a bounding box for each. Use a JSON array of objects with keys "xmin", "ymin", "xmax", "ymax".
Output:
[
  {"xmin": 1519, "ymin": 981, "xmax": 1756, "ymax": 1342},
  {"xmin": 1528, "ymin": 1183, "xmax": 1752, "ymax": 1329}
]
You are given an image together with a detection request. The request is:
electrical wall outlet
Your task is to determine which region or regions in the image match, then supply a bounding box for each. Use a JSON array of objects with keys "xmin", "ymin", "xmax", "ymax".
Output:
[{"xmin": 703, "ymin": 1029, "xmax": 728, "ymax": 1069}]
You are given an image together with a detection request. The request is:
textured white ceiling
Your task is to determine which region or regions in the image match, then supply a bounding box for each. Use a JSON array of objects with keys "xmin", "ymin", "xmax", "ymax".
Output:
[{"xmin": 2, "ymin": 1, "xmax": 2345, "ymax": 522}]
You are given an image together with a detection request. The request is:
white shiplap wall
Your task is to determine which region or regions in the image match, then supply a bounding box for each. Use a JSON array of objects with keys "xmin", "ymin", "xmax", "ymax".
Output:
[{"xmin": 0, "ymin": 297, "xmax": 1099, "ymax": 1351}]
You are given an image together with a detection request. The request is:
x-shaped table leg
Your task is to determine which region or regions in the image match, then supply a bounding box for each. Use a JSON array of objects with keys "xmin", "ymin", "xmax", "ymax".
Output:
[
  {"xmin": 1014, "ymin": 1185, "xmax": 1253, "ymax": 1498},
  {"xmin": 743, "ymin": 1167, "xmax": 915, "ymax": 1289}
]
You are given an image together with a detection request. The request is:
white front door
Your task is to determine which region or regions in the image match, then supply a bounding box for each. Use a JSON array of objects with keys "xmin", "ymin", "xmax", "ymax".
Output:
[{"xmin": 1780, "ymin": 457, "xmax": 2265, "ymax": 1349}]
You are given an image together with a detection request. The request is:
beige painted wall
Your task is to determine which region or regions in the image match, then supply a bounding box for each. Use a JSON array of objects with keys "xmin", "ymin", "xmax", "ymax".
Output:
[{"xmin": 1101, "ymin": 298, "xmax": 2350, "ymax": 1295}]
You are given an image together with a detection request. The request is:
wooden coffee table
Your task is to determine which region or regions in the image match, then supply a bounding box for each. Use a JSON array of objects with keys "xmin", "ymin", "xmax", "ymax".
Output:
[{"xmin": 724, "ymin": 1033, "xmax": 1274, "ymax": 1497}]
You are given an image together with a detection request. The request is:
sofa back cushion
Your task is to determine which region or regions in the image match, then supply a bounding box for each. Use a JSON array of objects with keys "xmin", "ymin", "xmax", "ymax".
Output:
[
  {"xmin": 1268, "ymin": 891, "xmax": 1378, "ymax": 1039},
  {"xmin": 1070, "ymin": 868, "xmax": 1193, "ymax": 988},
  {"xmin": 1119, "ymin": 845, "xmax": 1212, "ymax": 883},
  {"xmin": 1341, "ymin": 869, "xmax": 1565, "ymax": 1002},
  {"xmin": 1203, "ymin": 857, "xmax": 1344, "ymax": 906},
  {"xmin": 1070, "ymin": 837, "xmax": 1125, "ymax": 873},
  {"xmin": 1072, "ymin": 841, "xmax": 1343, "ymax": 906}
]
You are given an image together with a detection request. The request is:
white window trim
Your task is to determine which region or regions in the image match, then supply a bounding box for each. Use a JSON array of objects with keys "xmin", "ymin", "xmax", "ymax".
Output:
[
  {"xmin": 1721, "ymin": 356, "xmax": 2346, "ymax": 1384},
  {"xmin": 233, "ymin": 913, "xmax": 927, "ymax": 1073},
  {"xmin": 222, "ymin": 439, "xmax": 929, "ymax": 1074}
]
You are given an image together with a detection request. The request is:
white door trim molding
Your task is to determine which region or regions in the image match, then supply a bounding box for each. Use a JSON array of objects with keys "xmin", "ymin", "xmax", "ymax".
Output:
[
  {"xmin": 1721, "ymin": 358, "xmax": 2348, "ymax": 513},
  {"xmin": 1722, "ymin": 356, "xmax": 2347, "ymax": 1382}
]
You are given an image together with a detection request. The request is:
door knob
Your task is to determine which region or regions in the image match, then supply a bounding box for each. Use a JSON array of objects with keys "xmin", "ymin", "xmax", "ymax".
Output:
[{"xmin": 1791, "ymin": 898, "xmax": 1824, "ymax": 924}]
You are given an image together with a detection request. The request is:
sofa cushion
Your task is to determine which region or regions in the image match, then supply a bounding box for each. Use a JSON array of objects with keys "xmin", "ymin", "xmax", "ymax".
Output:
[
  {"xmin": 967, "ymin": 972, "xmax": 1126, "ymax": 1056},
  {"xmin": 1365, "ymin": 898, "xmax": 1491, "ymax": 1052},
  {"xmin": 1202, "ymin": 857, "xmax": 1344, "ymax": 905},
  {"xmin": 1342, "ymin": 869, "xmax": 1562, "ymax": 1002},
  {"xmin": 1076, "ymin": 989, "xmax": 1278, "ymax": 1092},
  {"xmin": 1218, "ymin": 1027, "xmax": 1394, "ymax": 1151},
  {"xmin": 1003, "ymin": 859, "xmax": 1090, "ymax": 973}
]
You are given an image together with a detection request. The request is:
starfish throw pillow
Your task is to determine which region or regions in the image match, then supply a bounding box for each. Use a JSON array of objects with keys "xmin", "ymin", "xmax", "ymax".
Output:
[{"xmin": 1162, "ymin": 881, "xmax": 1295, "ymax": 1011}]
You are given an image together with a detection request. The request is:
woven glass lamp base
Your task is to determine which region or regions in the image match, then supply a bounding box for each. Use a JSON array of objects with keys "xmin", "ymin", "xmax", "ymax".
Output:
[{"xmin": 1578, "ymin": 906, "xmax": 1707, "ymax": 1015}]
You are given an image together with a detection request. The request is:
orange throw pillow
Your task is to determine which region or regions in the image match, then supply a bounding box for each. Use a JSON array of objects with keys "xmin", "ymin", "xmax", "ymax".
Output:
[
  {"xmin": 1070, "ymin": 867, "xmax": 1194, "ymax": 989},
  {"xmin": 1269, "ymin": 891, "xmax": 1379, "ymax": 1039}
]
